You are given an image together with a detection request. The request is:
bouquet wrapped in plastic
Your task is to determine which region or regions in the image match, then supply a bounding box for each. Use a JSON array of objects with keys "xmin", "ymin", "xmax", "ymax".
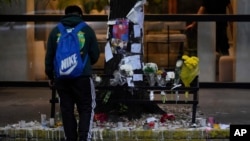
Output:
[
  {"xmin": 110, "ymin": 61, "xmax": 134, "ymax": 86},
  {"xmin": 143, "ymin": 62, "xmax": 158, "ymax": 87},
  {"xmin": 180, "ymin": 55, "xmax": 199, "ymax": 100},
  {"xmin": 119, "ymin": 64, "xmax": 134, "ymax": 77},
  {"xmin": 143, "ymin": 62, "xmax": 158, "ymax": 100}
]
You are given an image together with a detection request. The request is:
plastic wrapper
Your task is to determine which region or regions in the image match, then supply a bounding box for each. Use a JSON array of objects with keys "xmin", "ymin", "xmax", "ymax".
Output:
[{"xmin": 180, "ymin": 55, "xmax": 199, "ymax": 100}]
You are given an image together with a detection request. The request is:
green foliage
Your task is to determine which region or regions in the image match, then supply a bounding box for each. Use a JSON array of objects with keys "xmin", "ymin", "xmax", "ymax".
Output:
[
  {"xmin": 83, "ymin": 0, "xmax": 109, "ymax": 14},
  {"xmin": 57, "ymin": 0, "xmax": 109, "ymax": 14},
  {"xmin": 83, "ymin": 0, "xmax": 95, "ymax": 14},
  {"xmin": 118, "ymin": 103, "xmax": 128, "ymax": 114},
  {"xmin": 145, "ymin": 0, "xmax": 168, "ymax": 14},
  {"xmin": 57, "ymin": 0, "xmax": 81, "ymax": 10},
  {"xmin": 0, "ymin": 0, "xmax": 17, "ymax": 6},
  {"xmin": 103, "ymin": 91, "xmax": 111, "ymax": 104},
  {"xmin": 95, "ymin": 0, "xmax": 108, "ymax": 12},
  {"xmin": 0, "ymin": 0, "xmax": 12, "ymax": 4}
]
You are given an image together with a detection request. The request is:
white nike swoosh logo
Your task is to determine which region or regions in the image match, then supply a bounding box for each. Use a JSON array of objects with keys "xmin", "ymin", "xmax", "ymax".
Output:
[{"xmin": 59, "ymin": 63, "xmax": 77, "ymax": 75}]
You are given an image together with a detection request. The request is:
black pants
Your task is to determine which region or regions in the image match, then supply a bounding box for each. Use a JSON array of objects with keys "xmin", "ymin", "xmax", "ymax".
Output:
[
  {"xmin": 216, "ymin": 25, "xmax": 230, "ymax": 55},
  {"xmin": 56, "ymin": 76, "xmax": 96, "ymax": 141}
]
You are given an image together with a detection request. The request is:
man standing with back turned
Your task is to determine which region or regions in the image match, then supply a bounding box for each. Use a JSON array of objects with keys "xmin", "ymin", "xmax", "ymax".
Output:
[
  {"xmin": 186, "ymin": 0, "xmax": 233, "ymax": 56},
  {"xmin": 45, "ymin": 5, "xmax": 100, "ymax": 141}
]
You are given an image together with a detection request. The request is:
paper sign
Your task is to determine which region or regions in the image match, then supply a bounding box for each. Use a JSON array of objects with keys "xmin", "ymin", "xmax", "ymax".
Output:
[
  {"xmin": 133, "ymin": 74, "xmax": 143, "ymax": 81},
  {"xmin": 131, "ymin": 43, "xmax": 141, "ymax": 53},
  {"xmin": 105, "ymin": 42, "xmax": 113, "ymax": 62},
  {"xmin": 133, "ymin": 24, "xmax": 141, "ymax": 38}
]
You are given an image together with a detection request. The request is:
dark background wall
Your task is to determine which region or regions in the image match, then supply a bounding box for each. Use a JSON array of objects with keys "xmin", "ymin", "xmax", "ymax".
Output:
[
  {"xmin": 177, "ymin": 0, "xmax": 202, "ymax": 14},
  {"xmin": 145, "ymin": 0, "xmax": 201, "ymax": 14}
]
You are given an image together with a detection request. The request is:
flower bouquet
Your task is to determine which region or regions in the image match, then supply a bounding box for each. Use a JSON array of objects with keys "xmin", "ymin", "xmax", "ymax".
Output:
[
  {"xmin": 160, "ymin": 113, "xmax": 175, "ymax": 123},
  {"xmin": 119, "ymin": 64, "xmax": 134, "ymax": 87},
  {"xmin": 119, "ymin": 64, "xmax": 134, "ymax": 77},
  {"xmin": 94, "ymin": 113, "xmax": 108, "ymax": 126},
  {"xmin": 143, "ymin": 62, "xmax": 158, "ymax": 86},
  {"xmin": 110, "ymin": 70, "xmax": 125, "ymax": 86},
  {"xmin": 110, "ymin": 63, "xmax": 134, "ymax": 86},
  {"xmin": 143, "ymin": 62, "xmax": 158, "ymax": 101},
  {"xmin": 156, "ymin": 70, "xmax": 168, "ymax": 87},
  {"xmin": 180, "ymin": 55, "xmax": 199, "ymax": 100}
]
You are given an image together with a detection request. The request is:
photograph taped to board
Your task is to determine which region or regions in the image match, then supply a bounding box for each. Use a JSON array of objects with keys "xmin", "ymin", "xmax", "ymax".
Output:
[
  {"xmin": 111, "ymin": 19, "xmax": 129, "ymax": 54},
  {"xmin": 112, "ymin": 19, "xmax": 129, "ymax": 41}
]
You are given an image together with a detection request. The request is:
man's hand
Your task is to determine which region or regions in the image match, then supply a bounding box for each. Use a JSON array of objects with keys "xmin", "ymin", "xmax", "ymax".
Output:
[{"xmin": 186, "ymin": 22, "xmax": 196, "ymax": 30}]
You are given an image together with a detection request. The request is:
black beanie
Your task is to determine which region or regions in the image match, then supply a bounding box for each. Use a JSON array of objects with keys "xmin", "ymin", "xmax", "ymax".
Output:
[{"xmin": 65, "ymin": 5, "xmax": 83, "ymax": 15}]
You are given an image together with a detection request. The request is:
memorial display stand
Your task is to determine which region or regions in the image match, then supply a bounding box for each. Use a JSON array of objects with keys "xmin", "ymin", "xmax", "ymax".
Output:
[
  {"xmin": 50, "ymin": 75, "xmax": 199, "ymax": 124},
  {"xmin": 94, "ymin": 75, "xmax": 199, "ymax": 124}
]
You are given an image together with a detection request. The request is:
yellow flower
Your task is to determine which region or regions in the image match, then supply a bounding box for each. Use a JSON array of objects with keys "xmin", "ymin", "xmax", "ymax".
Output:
[
  {"xmin": 182, "ymin": 55, "xmax": 199, "ymax": 70},
  {"xmin": 180, "ymin": 55, "xmax": 200, "ymax": 100},
  {"xmin": 156, "ymin": 70, "xmax": 163, "ymax": 75},
  {"xmin": 180, "ymin": 55, "xmax": 199, "ymax": 85},
  {"xmin": 182, "ymin": 55, "xmax": 189, "ymax": 60}
]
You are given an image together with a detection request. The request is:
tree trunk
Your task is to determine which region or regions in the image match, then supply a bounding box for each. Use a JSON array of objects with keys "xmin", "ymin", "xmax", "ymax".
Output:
[{"xmin": 95, "ymin": 0, "xmax": 166, "ymax": 120}]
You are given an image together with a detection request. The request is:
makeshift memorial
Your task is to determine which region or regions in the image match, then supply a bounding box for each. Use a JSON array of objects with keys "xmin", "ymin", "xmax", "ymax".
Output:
[{"xmin": 110, "ymin": 58, "xmax": 134, "ymax": 87}]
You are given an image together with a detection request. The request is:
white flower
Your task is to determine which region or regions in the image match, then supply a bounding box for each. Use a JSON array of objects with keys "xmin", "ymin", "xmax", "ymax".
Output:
[
  {"xmin": 143, "ymin": 62, "xmax": 158, "ymax": 74},
  {"xmin": 120, "ymin": 64, "xmax": 134, "ymax": 76},
  {"xmin": 95, "ymin": 76, "xmax": 102, "ymax": 82}
]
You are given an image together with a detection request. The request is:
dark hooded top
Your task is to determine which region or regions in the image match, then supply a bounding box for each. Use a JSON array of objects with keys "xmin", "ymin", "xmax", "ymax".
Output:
[{"xmin": 45, "ymin": 15, "xmax": 100, "ymax": 80}]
